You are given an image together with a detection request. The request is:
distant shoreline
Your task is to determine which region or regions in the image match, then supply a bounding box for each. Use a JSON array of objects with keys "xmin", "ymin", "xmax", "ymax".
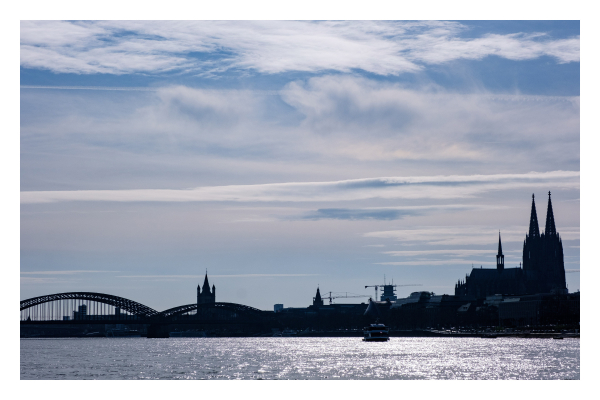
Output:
[
  {"xmin": 293, "ymin": 330, "xmax": 580, "ymax": 339},
  {"xmin": 21, "ymin": 330, "xmax": 580, "ymax": 339}
]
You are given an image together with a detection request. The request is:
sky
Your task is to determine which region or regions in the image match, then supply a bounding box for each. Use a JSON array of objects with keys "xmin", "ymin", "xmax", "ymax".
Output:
[{"xmin": 20, "ymin": 20, "xmax": 580, "ymax": 312}]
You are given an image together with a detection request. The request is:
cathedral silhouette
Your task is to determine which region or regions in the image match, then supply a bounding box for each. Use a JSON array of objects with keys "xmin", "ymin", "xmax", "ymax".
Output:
[{"xmin": 455, "ymin": 192, "xmax": 567, "ymax": 299}]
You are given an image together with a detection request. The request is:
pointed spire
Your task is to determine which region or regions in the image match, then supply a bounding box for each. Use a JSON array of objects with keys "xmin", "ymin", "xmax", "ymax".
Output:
[
  {"xmin": 313, "ymin": 286, "xmax": 323, "ymax": 306},
  {"xmin": 545, "ymin": 191, "xmax": 556, "ymax": 236},
  {"xmin": 497, "ymin": 231, "xmax": 504, "ymax": 271},
  {"xmin": 498, "ymin": 231, "xmax": 503, "ymax": 256},
  {"xmin": 528, "ymin": 194, "xmax": 540, "ymax": 238},
  {"xmin": 202, "ymin": 271, "xmax": 210, "ymax": 292}
]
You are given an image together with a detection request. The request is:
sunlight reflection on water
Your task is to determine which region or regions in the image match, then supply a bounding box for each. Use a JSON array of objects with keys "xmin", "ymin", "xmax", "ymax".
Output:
[{"xmin": 20, "ymin": 337, "xmax": 579, "ymax": 380}]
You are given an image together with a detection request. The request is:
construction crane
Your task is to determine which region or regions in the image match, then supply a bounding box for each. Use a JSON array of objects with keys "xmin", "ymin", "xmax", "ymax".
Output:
[
  {"xmin": 365, "ymin": 283, "xmax": 422, "ymax": 301},
  {"xmin": 323, "ymin": 292, "xmax": 370, "ymax": 305}
]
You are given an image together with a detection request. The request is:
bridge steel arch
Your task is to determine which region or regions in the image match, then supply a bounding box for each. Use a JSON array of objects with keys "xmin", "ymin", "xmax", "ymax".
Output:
[
  {"xmin": 156, "ymin": 302, "xmax": 269, "ymax": 319},
  {"xmin": 20, "ymin": 292, "xmax": 159, "ymax": 318},
  {"xmin": 157, "ymin": 303, "xmax": 197, "ymax": 318}
]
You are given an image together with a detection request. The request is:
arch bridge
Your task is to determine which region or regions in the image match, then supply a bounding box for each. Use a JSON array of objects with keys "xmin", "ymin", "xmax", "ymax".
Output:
[
  {"xmin": 156, "ymin": 302, "xmax": 271, "ymax": 323},
  {"xmin": 20, "ymin": 292, "xmax": 159, "ymax": 323},
  {"xmin": 20, "ymin": 292, "xmax": 271, "ymax": 324}
]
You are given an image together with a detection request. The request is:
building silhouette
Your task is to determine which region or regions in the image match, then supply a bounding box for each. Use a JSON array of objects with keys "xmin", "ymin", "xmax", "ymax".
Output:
[
  {"xmin": 197, "ymin": 271, "xmax": 216, "ymax": 306},
  {"xmin": 455, "ymin": 192, "xmax": 566, "ymax": 299}
]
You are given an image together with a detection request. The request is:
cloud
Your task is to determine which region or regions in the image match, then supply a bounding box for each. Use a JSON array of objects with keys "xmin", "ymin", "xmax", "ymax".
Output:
[
  {"xmin": 377, "ymin": 249, "xmax": 526, "ymax": 268},
  {"xmin": 408, "ymin": 32, "xmax": 580, "ymax": 64},
  {"xmin": 20, "ymin": 21, "xmax": 579, "ymax": 76},
  {"xmin": 20, "ymin": 85, "xmax": 159, "ymax": 91},
  {"xmin": 20, "ymin": 271, "xmax": 120, "ymax": 284},
  {"xmin": 281, "ymin": 75, "xmax": 579, "ymax": 162},
  {"xmin": 21, "ymin": 85, "xmax": 270, "ymax": 142},
  {"xmin": 116, "ymin": 274, "xmax": 321, "ymax": 279},
  {"xmin": 384, "ymin": 249, "xmax": 503, "ymax": 256},
  {"xmin": 146, "ymin": 86, "xmax": 261, "ymax": 135},
  {"xmin": 20, "ymin": 270, "xmax": 119, "ymax": 275},
  {"xmin": 375, "ymin": 249, "xmax": 529, "ymax": 268},
  {"xmin": 300, "ymin": 208, "xmax": 415, "ymax": 221},
  {"xmin": 20, "ymin": 85, "xmax": 273, "ymax": 167},
  {"xmin": 365, "ymin": 225, "xmax": 580, "ymax": 246},
  {"xmin": 20, "ymin": 277, "xmax": 61, "ymax": 284},
  {"xmin": 20, "ymin": 77, "xmax": 580, "ymax": 178},
  {"xmin": 376, "ymin": 260, "xmax": 497, "ymax": 266},
  {"xmin": 296, "ymin": 204, "xmax": 503, "ymax": 221},
  {"xmin": 20, "ymin": 170, "xmax": 579, "ymax": 204}
]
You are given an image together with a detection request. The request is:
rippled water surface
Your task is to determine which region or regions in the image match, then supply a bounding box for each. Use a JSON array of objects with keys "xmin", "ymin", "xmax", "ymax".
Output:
[{"xmin": 20, "ymin": 337, "xmax": 579, "ymax": 380}]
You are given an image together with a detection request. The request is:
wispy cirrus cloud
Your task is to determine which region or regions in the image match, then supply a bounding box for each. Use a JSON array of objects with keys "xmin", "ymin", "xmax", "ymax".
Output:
[
  {"xmin": 296, "ymin": 204, "xmax": 505, "ymax": 221},
  {"xmin": 20, "ymin": 270, "xmax": 120, "ymax": 284},
  {"xmin": 20, "ymin": 170, "xmax": 579, "ymax": 204},
  {"xmin": 383, "ymin": 249, "xmax": 504, "ymax": 256},
  {"xmin": 20, "ymin": 277, "xmax": 61, "ymax": 284},
  {"xmin": 281, "ymin": 75, "xmax": 579, "ymax": 162},
  {"xmin": 20, "ymin": 270, "xmax": 119, "ymax": 275},
  {"xmin": 20, "ymin": 85, "xmax": 159, "ymax": 91},
  {"xmin": 365, "ymin": 225, "xmax": 581, "ymax": 246},
  {"xmin": 116, "ymin": 274, "xmax": 321, "ymax": 279},
  {"xmin": 375, "ymin": 248, "xmax": 533, "ymax": 268},
  {"xmin": 20, "ymin": 78, "xmax": 580, "ymax": 181},
  {"xmin": 376, "ymin": 259, "xmax": 497, "ymax": 266},
  {"xmin": 300, "ymin": 208, "xmax": 422, "ymax": 221},
  {"xmin": 20, "ymin": 21, "xmax": 579, "ymax": 76}
]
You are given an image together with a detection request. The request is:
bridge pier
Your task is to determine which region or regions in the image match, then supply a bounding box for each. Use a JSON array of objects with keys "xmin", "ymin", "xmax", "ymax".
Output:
[{"xmin": 147, "ymin": 323, "xmax": 170, "ymax": 338}]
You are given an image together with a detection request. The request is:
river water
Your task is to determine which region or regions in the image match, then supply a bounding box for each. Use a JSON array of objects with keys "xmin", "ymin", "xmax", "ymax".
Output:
[{"xmin": 20, "ymin": 337, "xmax": 579, "ymax": 380}]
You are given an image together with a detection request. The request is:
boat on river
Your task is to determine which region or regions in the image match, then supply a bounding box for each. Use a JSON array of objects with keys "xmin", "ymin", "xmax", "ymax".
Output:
[
  {"xmin": 363, "ymin": 323, "xmax": 390, "ymax": 342},
  {"xmin": 362, "ymin": 298, "xmax": 390, "ymax": 341}
]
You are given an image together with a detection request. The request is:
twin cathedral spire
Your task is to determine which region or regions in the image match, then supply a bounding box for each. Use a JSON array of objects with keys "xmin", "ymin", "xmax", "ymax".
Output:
[
  {"xmin": 521, "ymin": 191, "xmax": 565, "ymax": 293},
  {"xmin": 527, "ymin": 192, "xmax": 557, "ymax": 240},
  {"xmin": 457, "ymin": 192, "xmax": 566, "ymax": 298},
  {"xmin": 523, "ymin": 191, "xmax": 562, "ymax": 273}
]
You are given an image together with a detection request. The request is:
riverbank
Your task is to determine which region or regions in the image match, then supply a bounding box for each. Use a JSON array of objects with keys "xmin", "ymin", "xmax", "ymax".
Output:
[
  {"xmin": 21, "ymin": 328, "xmax": 580, "ymax": 339},
  {"xmin": 294, "ymin": 329, "xmax": 579, "ymax": 339}
]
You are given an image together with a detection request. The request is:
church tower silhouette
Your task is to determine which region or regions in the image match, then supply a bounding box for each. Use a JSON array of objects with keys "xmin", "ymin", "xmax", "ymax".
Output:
[
  {"xmin": 496, "ymin": 232, "xmax": 504, "ymax": 271},
  {"xmin": 197, "ymin": 271, "xmax": 216, "ymax": 308},
  {"xmin": 313, "ymin": 287, "xmax": 323, "ymax": 307}
]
